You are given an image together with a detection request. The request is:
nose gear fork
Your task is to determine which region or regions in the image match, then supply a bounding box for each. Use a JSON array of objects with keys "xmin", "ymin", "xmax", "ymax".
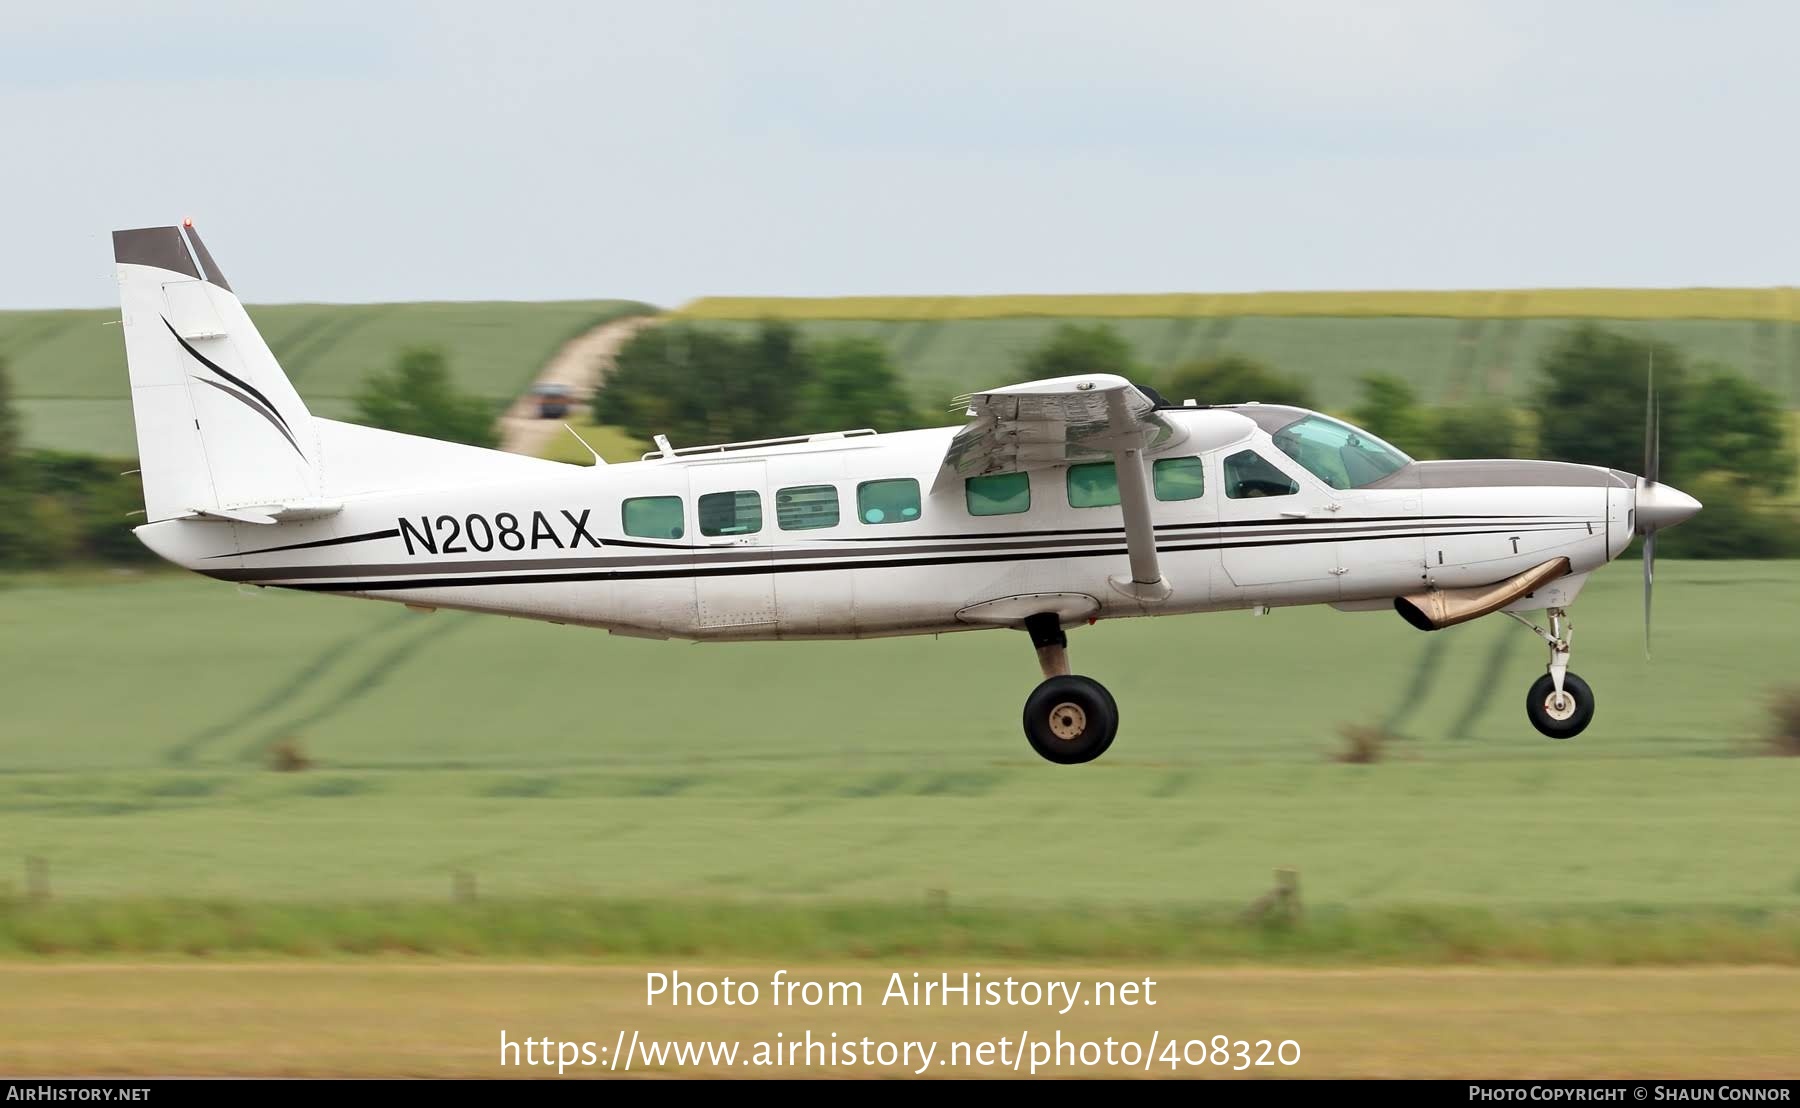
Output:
[{"xmin": 1506, "ymin": 606, "xmax": 1572, "ymax": 705}]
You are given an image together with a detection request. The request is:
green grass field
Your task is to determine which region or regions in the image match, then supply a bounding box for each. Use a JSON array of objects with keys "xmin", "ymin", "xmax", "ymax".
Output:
[
  {"xmin": 0, "ymin": 300, "xmax": 653, "ymax": 456},
  {"xmin": 535, "ymin": 416, "xmax": 647, "ymax": 465},
  {"xmin": 1, "ymin": 562, "xmax": 1795, "ymax": 923}
]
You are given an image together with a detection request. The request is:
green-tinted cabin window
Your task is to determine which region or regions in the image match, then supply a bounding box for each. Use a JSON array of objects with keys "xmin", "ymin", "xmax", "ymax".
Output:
[
  {"xmin": 776, "ymin": 484, "xmax": 839, "ymax": 530},
  {"xmin": 622, "ymin": 495, "xmax": 685, "ymax": 540},
  {"xmin": 1152, "ymin": 456, "xmax": 1206, "ymax": 501},
  {"xmin": 965, "ymin": 472, "xmax": 1030, "ymax": 516},
  {"xmin": 857, "ymin": 478, "xmax": 921, "ymax": 525},
  {"xmin": 698, "ymin": 490, "xmax": 762, "ymax": 536},
  {"xmin": 1066, "ymin": 461, "xmax": 1120, "ymax": 508}
]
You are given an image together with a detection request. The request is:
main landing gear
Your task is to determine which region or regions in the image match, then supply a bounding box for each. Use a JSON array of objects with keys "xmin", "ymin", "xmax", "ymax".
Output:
[
  {"xmin": 1505, "ymin": 606, "xmax": 1595, "ymax": 739},
  {"xmin": 1021, "ymin": 613, "xmax": 1119, "ymax": 764}
]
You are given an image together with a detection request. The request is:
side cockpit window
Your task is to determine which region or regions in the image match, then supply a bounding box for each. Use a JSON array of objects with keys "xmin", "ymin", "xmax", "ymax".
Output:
[{"xmin": 1223, "ymin": 451, "xmax": 1299, "ymax": 499}]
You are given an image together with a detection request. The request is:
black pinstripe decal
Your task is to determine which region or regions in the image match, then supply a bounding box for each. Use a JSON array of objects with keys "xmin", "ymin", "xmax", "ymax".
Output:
[
  {"xmin": 164, "ymin": 316, "xmax": 302, "ymax": 450},
  {"xmin": 215, "ymin": 528, "xmax": 403, "ymax": 559},
  {"xmin": 192, "ymin": 378, "xmax": 307, "ymax": 459},
  {"xmin": 219, "ymin": 523, "xmax": 1591, "ymax": 592}
]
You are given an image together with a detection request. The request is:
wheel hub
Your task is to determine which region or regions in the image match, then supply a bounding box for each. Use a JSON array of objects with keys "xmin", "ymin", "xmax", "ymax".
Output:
[
  {"xmin": 1047, "ymin": 702, "xmax": 1087, "ymax": 741},
  {"xmin": 1543, "ymin": 691, "xmax": 1577, "ymax": 721}
]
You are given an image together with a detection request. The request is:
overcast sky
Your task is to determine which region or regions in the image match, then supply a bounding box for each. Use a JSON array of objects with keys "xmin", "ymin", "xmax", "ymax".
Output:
[{"xmin": 7, "ymin": 1, "xmax": 1800, "ymax": 309}]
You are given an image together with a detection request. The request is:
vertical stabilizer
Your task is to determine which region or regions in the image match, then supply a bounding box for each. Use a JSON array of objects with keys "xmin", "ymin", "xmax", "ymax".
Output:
[{"xmin": 113, "ymin": 222, "xmax": 318, "ymax": 522}]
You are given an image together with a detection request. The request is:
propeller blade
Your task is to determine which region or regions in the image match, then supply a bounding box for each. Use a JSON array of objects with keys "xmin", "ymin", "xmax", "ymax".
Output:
[
  {"xmin": 1643, "ymin": 528, "xmax": 1656, "ymax": 659},
  {"xmin": 1650, "ymin": 390, "xmax": 1661, "ymax": 486}
]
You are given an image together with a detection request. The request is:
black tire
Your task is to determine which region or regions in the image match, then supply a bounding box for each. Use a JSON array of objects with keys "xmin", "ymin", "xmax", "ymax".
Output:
[
  {"xmin": 1525, "ymin": 671, "xmax": 1595, "ymax": 739},
  {"xmin": 1093, "ymin": 680, "xmax": 1120, "ymax": 755},
  {"xmin": 1023, "ymin": 675, "xmax": 1119, "ymax": 764}
]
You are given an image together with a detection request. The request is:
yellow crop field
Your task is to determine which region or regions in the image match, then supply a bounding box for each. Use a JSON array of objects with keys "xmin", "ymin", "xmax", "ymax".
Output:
[{"xmin": 674, "ymin": 287, "xmax": 1800, "ymax": 323}]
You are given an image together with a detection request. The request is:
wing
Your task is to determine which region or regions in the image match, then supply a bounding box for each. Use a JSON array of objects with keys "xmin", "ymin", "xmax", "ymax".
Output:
[
  {"xmin": 941, "ymin": 373, "xmax": 1188, "ymax": 479},
  {"xmin": 939, "ymin": 373, "xmax": 1182, "ymax": 601}
]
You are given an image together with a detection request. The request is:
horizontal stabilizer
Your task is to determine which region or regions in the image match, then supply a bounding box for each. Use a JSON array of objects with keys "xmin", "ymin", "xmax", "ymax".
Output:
[{"xmin": 178, "ymin": 500, "xmax": 343, "ymax": 526}]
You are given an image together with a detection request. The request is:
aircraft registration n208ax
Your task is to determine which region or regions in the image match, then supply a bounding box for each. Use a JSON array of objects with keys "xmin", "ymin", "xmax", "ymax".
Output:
[{"xmin": 114, "ymin": 223, "xmax": 1702, "ymax": 763}]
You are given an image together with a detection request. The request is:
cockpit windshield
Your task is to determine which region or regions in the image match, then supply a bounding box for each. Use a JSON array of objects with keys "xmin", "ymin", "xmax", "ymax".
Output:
[{"xmin": 1269, "ymin": 415, "xmax": 1412, "ymax": 490}]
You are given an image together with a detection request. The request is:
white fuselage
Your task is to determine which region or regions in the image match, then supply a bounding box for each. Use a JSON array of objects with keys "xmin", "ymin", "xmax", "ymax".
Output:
[{"xmin": 135, "ymin": 407, "xmax": 1636, "ymax": 642}]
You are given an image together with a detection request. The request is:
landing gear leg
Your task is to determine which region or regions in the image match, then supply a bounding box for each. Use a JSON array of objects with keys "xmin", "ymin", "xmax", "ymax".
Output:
[
  {"xmin": 1020, "ymin": 613, "xmax": 1118, "ymax": 765},
  {"xmin": 1505, "ymin": 606, "xmax": 1595, "ymax": 739}
]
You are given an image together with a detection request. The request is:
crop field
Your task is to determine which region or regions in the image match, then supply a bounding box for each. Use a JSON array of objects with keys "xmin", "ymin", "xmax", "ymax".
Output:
[
  {"xmin": 675, "ymin": 288, "xmax": 1800, "ymax": 324},
  {"xmin": 1, "ymin": 561, "xmax": 1796, "ymax": 918},
  {"xmin": 0, "ymin": 299, "xmax": 653, "ymax": 456},
  {"xmin": 684, "ymin": 313, "xmax": 1800, "ymax": 413},
  {"xmin": 2, "ymin": 560, "xmax": 1796, "ymax": 1076}
]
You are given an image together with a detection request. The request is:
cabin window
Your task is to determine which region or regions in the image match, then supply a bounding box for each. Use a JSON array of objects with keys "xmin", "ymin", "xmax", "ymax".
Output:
[
  {"xmin": 1066, "ymin": 461, "xmax": 1120, "ymax": 508},
  {"xmin": 1152, "ymin": 456, "xmax": 1206, "ymax": 501},
  {"xmin": 965, "ymin": 472, "xmax": 1030, "ymax": 516},
  {"xmin": 622, "ymin": 495, "xmax": 685, "ymax": 540},
  {"xmin": 857, "ymin": 478, "xmax": 921, "ymax": 524},
  {"xmin": 698, "ymin": 490, "xmax": 763, "ymax": 536},
  {"xmin": 1223, "ymin": 450, "xmax": 1299, "ymax": 499},
  {"xmin": 776, "ymin": 484, "xmax": 839, "ymax": 530}
]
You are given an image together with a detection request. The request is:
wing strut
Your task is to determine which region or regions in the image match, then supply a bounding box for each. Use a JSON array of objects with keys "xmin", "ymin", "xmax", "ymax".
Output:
[{"xmin": 1106, "ymin": 390, "xmax": 1173, "ymax": 602}]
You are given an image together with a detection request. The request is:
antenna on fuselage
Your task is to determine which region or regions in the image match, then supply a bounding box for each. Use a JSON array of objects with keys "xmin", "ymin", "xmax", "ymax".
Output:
[{"xmin": 562, "ymin": 424, "xmax": 605, "ymax": 466}]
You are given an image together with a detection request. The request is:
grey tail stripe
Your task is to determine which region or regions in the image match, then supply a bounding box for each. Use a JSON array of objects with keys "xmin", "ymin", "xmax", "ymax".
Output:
[
  {"xmin": 180, "ymin": 224, "xmax": 233, "ymax": 292},
  {"xmin": 162, "ymin": 317, "xmax": 296, "ymax": 439},
  {"xmin": 112, "ymin": 226, "xmax": 201, "ymax": 278},
  {"xmin": 194, "ymin": 378, "xmax": 307, "ymax": 460}
]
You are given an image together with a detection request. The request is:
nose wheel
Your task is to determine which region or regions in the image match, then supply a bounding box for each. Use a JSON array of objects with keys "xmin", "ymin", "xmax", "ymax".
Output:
[
  {"xmin": 1506, "ymin": 607, "xmax": 1596, "ymax": 739},
  {"xmin": 1526, "ymin": 672, "xmax": 1594, "ymax": 739},
  {"xmin": 1020, "ymin": 612, "xmax": 1119, "ymax": 764}
]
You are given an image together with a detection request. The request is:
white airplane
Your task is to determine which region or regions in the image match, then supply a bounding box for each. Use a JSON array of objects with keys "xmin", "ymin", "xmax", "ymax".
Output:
[{"xmin": 113, "ymin": 223, "xmax": 1702, "ymax": 764}]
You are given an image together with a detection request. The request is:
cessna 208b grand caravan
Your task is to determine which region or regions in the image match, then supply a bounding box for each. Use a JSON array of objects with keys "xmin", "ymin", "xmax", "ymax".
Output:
[{"xmin": 114, "ymin": 223, "xmax": 1701, "ymax": 764}]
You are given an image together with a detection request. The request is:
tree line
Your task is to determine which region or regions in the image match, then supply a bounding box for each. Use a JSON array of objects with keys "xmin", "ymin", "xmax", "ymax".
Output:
[
  {"xmin": 593, "ymin": 317, "xmax": 1794, "ymax": 557},
  {"xmin": 0, "ymin": 316, "xmax": 1793, "ymax": 569}
]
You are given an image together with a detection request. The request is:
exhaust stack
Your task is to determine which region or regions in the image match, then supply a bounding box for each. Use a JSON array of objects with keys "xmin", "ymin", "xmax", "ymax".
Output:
[{"xmin": 1395, "ymin": 557, "xmax": 1573, "ymax": 632}]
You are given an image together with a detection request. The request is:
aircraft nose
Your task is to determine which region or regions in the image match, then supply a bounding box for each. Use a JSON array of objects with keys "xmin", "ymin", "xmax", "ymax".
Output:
[{"xmin": 1635, "ymin": 479, "xmax": 1702, "ymax": 533}]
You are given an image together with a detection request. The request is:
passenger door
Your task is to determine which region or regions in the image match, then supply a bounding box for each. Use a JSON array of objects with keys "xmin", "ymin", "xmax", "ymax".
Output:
[
  {"xmin": 687, "ymin": 460, "xmax": 777, "ymax": 630},
  {"xmin": 1217, "ymin": 447, "xmax": 1343, "ymax": 601}
]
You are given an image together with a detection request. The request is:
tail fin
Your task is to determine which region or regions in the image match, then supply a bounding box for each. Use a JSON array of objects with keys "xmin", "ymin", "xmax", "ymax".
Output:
[{"xmin": 114, "ymin": 222, "xmax": 325, "ymax": 523}]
